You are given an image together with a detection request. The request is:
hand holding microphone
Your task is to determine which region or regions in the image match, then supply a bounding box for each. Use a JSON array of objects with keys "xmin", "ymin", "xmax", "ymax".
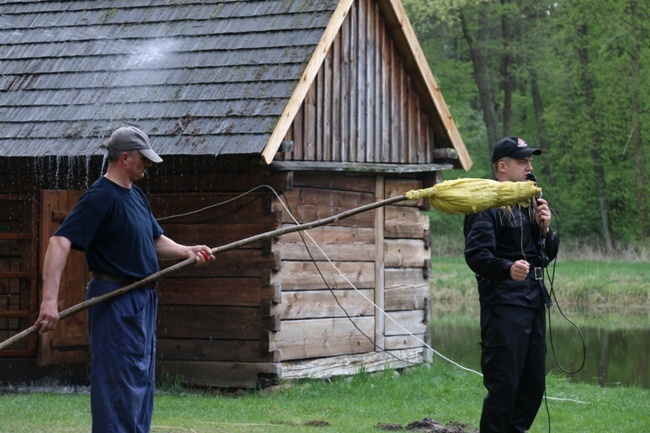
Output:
[{"xmin": 527, "ymin": 174, "xmax": 551, "ymax": 234}]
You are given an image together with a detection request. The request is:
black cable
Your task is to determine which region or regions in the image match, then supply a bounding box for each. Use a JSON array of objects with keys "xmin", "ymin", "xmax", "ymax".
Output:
[
  {"xmin": 539, "ymin": 206, "xmax": 586, "ymax": 433},
  {"xmin": 545, "ymin": 207, "xmax": 587, "ymax": 376}
]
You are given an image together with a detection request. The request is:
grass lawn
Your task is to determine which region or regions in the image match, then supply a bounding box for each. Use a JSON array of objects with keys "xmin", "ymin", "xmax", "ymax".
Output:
[{"xmin": 2, "ymin": 360, "xmax": 649, "ymax": 433}]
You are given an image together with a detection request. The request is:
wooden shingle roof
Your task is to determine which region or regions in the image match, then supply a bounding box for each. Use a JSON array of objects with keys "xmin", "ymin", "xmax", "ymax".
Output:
[{"xmin": 0, "ymin": 0, "xmax": 470, "ymax": 169}]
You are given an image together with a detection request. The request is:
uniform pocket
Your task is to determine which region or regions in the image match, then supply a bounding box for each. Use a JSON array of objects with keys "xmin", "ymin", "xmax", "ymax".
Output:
[{"xmin": 111, "ymin": 290, "xmax": 148, "ymax": 359}]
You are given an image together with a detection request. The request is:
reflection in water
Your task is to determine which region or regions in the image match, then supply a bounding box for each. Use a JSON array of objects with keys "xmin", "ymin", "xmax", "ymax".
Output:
[{"xmin": 430, "ymin": 311, "xmax": 650, "ymax": 389}]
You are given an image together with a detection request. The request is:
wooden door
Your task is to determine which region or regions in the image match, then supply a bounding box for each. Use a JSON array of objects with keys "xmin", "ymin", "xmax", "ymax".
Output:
[
  {"xmin": 0, "ymin": 195, "xmax": 38, "ymax": 357},
  {"xmin": 39, "ymin": 190, "xmax": 90, "ymax": 365}
]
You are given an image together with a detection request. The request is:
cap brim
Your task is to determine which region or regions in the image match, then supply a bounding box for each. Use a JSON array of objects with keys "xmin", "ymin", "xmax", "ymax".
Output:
[
  {"xmin": 510, "ymin": 147, "xmax": 542, "ymax": 159},
  {"xmin": 139, "ymin": 148, "xmax": 163, "ymax": 163}
]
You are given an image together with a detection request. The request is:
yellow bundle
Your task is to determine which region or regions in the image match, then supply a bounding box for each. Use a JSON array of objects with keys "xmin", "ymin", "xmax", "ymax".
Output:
[{"xmin": 405, "ymin": 178, "xmax": 541, "ymax": 215}]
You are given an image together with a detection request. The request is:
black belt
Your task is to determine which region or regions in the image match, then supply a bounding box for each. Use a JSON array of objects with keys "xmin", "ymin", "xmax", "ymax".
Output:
[{"xmin": 94, "ymin": 273, "xmax": 136, "ymax": 285}]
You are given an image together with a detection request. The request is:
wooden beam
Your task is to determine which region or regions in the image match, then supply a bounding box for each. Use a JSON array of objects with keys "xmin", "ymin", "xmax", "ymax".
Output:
[
  {"xmin": 270, "ymin": 160, "xmax": 453, "ymax": 173},
  {"xmin": 278, "ymin": 289, "xmax": 375, "ymax": 319},
  {"xmin": 375, "ymin": 176, "xmax": 385, "ymax": 351},
  {"xmin": 157, "ymin": 360, "xmax": 280, "ymax": 389},
  {"xmin": 281, "ymin": 347, "xmax": 425, "ymax": 379}
]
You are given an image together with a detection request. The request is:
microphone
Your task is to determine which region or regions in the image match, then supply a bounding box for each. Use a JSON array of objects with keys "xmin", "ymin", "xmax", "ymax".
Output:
[
  {"xmin": 528, "ymin": 173, "xmax": 548, "ymax": 243},
  {"xmin": 527, "ymin": 173, "xmax": 542, "ymax": 200}
]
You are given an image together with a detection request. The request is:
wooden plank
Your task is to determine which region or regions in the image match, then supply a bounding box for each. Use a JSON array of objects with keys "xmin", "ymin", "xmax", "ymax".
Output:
[
  {"xmin": 385, "ymin": 267, "xmax": 428, "ymax": 286},
  {"xmin": 262, "ymin": 0, "xmax": 356, "ymax": 163},
  {"xmin": 276, "ymin": 317, "xmax": 375, "ymax": 360},
  {"xmin": 270, "ymin": 261, "xmax": 376, "ymax": 291},
  {"xmin": 384, "ymin": 238, "xmax": 428, "ymax": 268},
  {"xmin": 161, "ymin": 222, "xmax": 279, "ymax": 250},
  {"xmin": 385, "ymin": 310, "xmax": 427, "ymax": 336},
  {"xmin": 384, "ymin": 334, "xmax": 427, "ymax": 351},
  {"xmin": 157, "ymin": 305, "xmax": 263, "ymax": 340},
  {"xmin": 157, "ymin": 338, "xmax": 279, "ymax": 363},
  {"xmin": 270, "ymin": 161, "xmax": 453, "ymax": 174},
  {"xmin": 149, "ymin": 192, "xmax": 272, "ymax": 224},
  {"xmin": 168, "ymin": 250, "xmax": 280, "ymax": 278},
  {"xmin": 380, "ymin": 0, "xmax": 472, "ymax": 170},
  {"xmin": 157, "ymin": 360, "xmax": 280, "ymax": 389},
  {"xmin": 281, "ymin": 347, "xmax": 425, "ymax": 379},
  {"xmin": 384, "ymin": 282, "xmax": 429, "ymax": 311},
  {"xmin": 277, "ymin": 226, "xmax": 376, "ymax": 261},
  {"xmin": 276, "ymin": 190, "xmax": 375, "ymax": 228},
  {"xmin": 291, "ymin": 173, "xmax": 376, "ymax": 193},
  {"xmin": 144, "ymin": 166, "xmax": 294, "ymax": 194},
  {"xmin": 278, "ymin": 289, "xmax": 375, "ymax": 319},
  {"xmin": 374, "ymin": 176, "xmax": 385, "ymax": 351},
  {"xmin": 384, "ymin": 205, "xmax": 429, "ymax": 239},
  {"xmin": 158, "ymin": 278, "xmax": 274, "ymax": 307}
]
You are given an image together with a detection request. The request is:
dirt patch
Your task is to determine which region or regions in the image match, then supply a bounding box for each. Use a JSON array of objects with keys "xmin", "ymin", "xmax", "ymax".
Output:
[{"xmin": 377, "ymin": 418, "xmax": 478, "ymax": 433}]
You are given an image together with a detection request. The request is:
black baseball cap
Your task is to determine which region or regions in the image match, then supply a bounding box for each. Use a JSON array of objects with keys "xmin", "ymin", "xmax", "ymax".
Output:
[
  {"xmin": 492, "ymin": 137, "xmax": 541, "ymax": 162},
  {"xmin": 107, "ymin": 126, "xmax": 163, "ymax": 163}
]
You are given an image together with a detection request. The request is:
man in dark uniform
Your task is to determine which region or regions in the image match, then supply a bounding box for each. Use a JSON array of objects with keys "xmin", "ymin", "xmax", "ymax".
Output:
[
  {"xmin": 464, "ymin": 137, "xmax": 560, "ymax": 433},
  {"xmin": 35, "ymin": 126, "xmax": 215, "ymax": 433}
]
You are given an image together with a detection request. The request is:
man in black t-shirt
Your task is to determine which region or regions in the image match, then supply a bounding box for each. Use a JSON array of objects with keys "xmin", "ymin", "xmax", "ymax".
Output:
[{"xmin": 35, "ymin": 126, "xmax": 215, "ymax": 433}]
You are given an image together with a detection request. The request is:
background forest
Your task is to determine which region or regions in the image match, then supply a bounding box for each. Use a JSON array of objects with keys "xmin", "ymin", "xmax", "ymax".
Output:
[{"xmin": 404, "ymin": 0, "xmax": 649, "ymax": 252}]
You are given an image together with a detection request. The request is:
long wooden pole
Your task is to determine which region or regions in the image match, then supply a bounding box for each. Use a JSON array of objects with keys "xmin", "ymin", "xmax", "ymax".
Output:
[{"xmin": 0, "ymin": 194, "xmax": 408, "ymax": 351}]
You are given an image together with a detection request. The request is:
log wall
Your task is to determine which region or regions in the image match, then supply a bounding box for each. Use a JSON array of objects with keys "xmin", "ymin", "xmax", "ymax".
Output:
[{"xmin": 271, "ymin": 172, "xmax": 431, "ymax": 378}]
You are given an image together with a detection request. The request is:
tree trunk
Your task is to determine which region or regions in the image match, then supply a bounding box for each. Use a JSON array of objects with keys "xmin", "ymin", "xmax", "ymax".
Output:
[
  {"xmin": 529, "ymin": 68, "xmax": 555, "ymax": 186},
  {"xmin": 500, "ymin": 0, "xmax": 514, "ymax": 136},
  {"xmin": 629, "ymin": 0, "xmax": 648, "ymax": 238},
  {"xmin": 459, "ymin": 5, "xmax": 499, "ymax": 150},
  {"xmin": 577, "ymin": 21, "xmax": 614, "ymax": 251}
]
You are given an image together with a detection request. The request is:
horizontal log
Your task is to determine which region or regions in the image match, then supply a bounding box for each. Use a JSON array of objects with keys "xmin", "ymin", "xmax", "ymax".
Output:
[
  {"xmin": 161, "ymin": 222, "xmax": 279, "ymax": 249},
  {"xmin": 385, "ymin": 268, "xmax": 428, "ymax": 287},
  {"xmin": 277, "ymin": 188, "xmax": 376, "ymax": 227},
  {"xmin": 278, "ymin": 289, "xmax": 375, "ymax": 319},
  {"xmin": 157, "ymin": 338, "xmax": 279, "ymax": 362},
  {"xmin": 268, "ymin": 261, "xmax": 376, "ymax": 290},
  {"xmin": 384, "ymin": 239, "xmax": 428, "ymax": 268},
  {"xmin": 157, "ymin": 360, "xmax": 281, "ymax": 388},
  {"xmin": 158, "ymin": 278, "xmax": 273, "ymax": 307},
  {"xmin": 281, "ymin": 348, "xmax": 426, "ymax": 379},
  {"xmin": 277, "ymin": 226, "xmax": 376, "ymax": 261},
  {"xmin": 168, "ymin": 250, "xmax": 280, "ymax": 278},
  {"xmin": 157, "ymin": 305, "xmax": 261, "ymax": 340},
  {"xmin": 275, "ymin": 317, "xmax": 375, "ymax": 361},
  {"xmin": 384, "ymin": 334, "xmax": 427, "ymax": 351},
  {"xmin": 385, "ymin": 310, "xmax": 427, "ymax": 336},
  {"xmin": 384, "ymin": 206, "xmax": 429, "ymax": 239},
  {"xmin": 271, "ymin": 161, "xmax": 452, "ymax": 176},
  {"xmin": 384, "ymin": 282, "xmax": 429, "ymax": 311},
  {"xmin": 149, "ymin": 192, "xmax": 273, "ymax": 223},
  {"xmin": 291, "ymin": 173, "xmax": 376, "ymax": 193},
  {"xmin": 385, "ymin": 178, "xmax": 427, "ymax": 208},
  {"xmin": 145, "ymin": 167, "xmax": 292, "ymax": 194}
]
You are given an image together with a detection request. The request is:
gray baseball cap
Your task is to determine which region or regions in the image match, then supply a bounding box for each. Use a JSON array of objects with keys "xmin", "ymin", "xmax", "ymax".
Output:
[{"xmin": 107, "ymin": 126, "xmax": 163, "ymax": 163}]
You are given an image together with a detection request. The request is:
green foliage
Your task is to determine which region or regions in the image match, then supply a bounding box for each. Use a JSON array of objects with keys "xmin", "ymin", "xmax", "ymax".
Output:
[{"xmin": 405, "ymin": 0, "xmax": 650, "ymax": 247}]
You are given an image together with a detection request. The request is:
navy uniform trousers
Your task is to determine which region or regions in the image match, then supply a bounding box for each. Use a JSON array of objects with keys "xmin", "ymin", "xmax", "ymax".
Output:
[
  {"xmin": 86, "ymin": 277, "xmax": 158, "ymax": 433},
  {"xmin": 479, "ymin": 304, "xmax": 546, "ymax": 433}
]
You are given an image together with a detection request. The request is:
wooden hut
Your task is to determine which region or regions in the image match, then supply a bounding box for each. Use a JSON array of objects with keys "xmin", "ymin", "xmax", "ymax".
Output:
[{"xmin": 0, "ymin": 0, "xmax": 472, "ymax": 388}]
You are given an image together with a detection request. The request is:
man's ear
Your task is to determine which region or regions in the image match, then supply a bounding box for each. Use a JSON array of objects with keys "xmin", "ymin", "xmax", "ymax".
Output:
[{"xmin": 118, "ymin": 151, "xmax": 130, "ymax": 164}]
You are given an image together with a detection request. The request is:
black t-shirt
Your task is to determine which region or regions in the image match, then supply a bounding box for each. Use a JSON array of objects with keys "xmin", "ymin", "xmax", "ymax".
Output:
[{"xmin": 55, "ymin": 177, "xmax": 164, "ymax": 279}]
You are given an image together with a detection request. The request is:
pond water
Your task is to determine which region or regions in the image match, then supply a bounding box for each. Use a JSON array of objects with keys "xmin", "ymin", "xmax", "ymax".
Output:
[{"xmin": 429, "ymin": 306, "xmax": 650, "ymax": 389}]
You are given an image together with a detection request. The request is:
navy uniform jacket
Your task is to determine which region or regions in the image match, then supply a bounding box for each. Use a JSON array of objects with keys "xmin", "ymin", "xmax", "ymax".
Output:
[{"xmin": 464, "ymin": 204, "xmax": 560, "ymax": 309}]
